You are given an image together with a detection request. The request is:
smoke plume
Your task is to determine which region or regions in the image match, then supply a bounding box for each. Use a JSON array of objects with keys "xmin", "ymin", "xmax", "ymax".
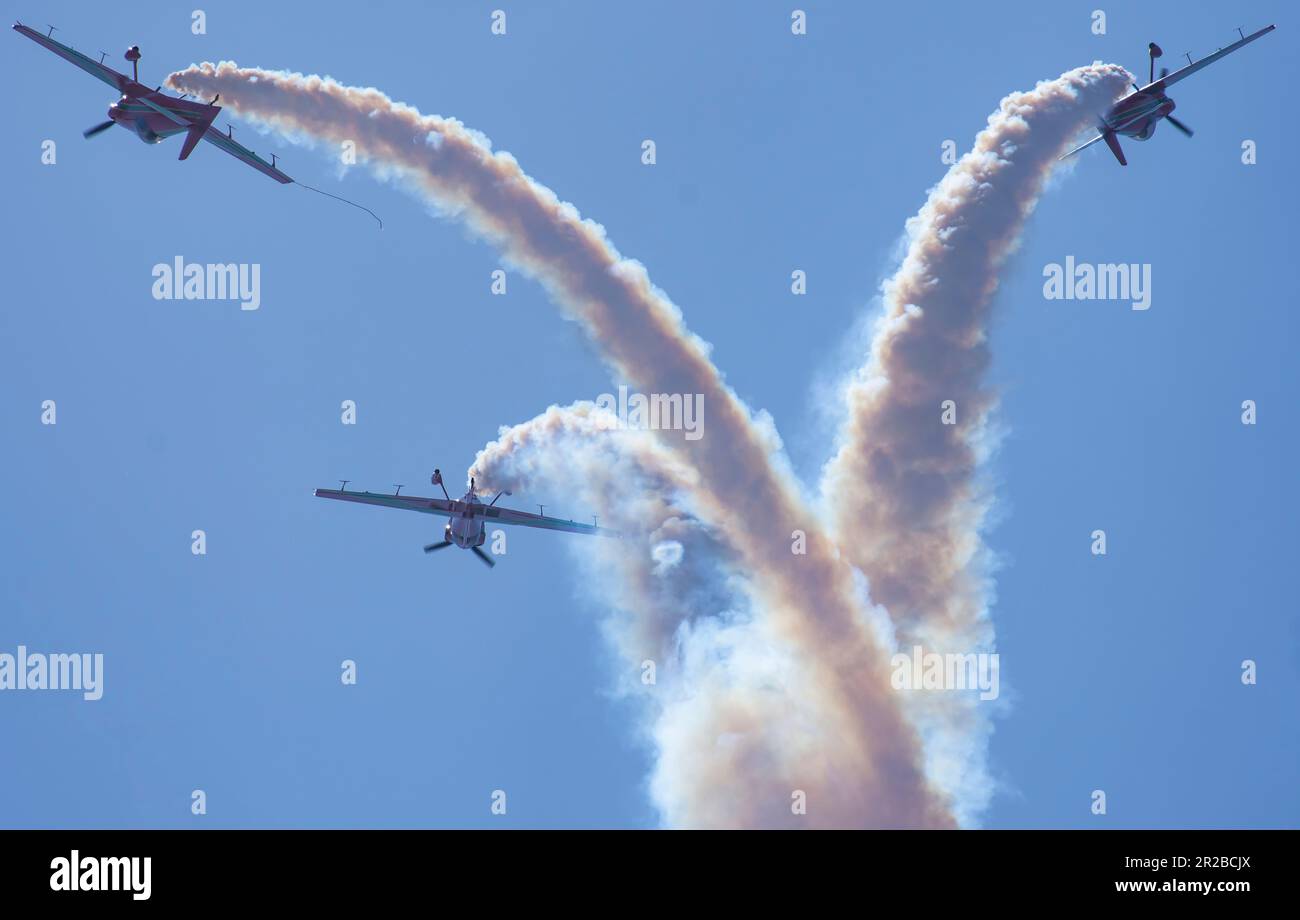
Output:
[
  {"xmin": 820, "ymin": 64, "xmax": 1133, "ymax": 818},
  {"xmin": 167, "ymin": 61, "xmax": 1129, "ymax": 827}
]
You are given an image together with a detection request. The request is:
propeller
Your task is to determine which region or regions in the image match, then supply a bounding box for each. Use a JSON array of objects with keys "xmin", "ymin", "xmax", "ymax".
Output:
[
  {"xmin": 470, "ymin": 546, "xmax": 496, "ymax": 569},
  {"xmin": 1166, "ymin": 115, "xmax": 1194, "ymax": 137},
  {"xmin": 83, "ymin": 120, "xmax": 114, "ymax": 139},
  {"xmin": 423, "ymin": 540, "xmax": 452, "ymax": 554}
]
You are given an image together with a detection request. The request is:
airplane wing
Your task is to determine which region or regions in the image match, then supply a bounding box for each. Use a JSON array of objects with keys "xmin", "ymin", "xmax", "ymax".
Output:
[
  {"xmin": 1142, "ymin": 24, "xmax": 1275, "ymax": 93},
  {"xmin": 314, "ymin": 489, "xmax": 456, "ymax": 516},
  {"xmin": 201, "ymin": 126, "xmax": 294, "ymax": 183},
  {"xmin": 475, "ymin": 504, "xmax": 619, "ymax": 538},
  {"xmin": 314, "ymin": 488, "xmax": 619, "ymax": 537},
  {"xmin": 13, "ymin": 23, "xmax": 130, "ymax": 91},
  {"xmin": 1059, "ymin": 132, "xmax": 1109, "ymax": 160}
]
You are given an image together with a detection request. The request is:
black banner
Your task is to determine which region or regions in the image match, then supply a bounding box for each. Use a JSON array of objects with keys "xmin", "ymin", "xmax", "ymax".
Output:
[{"xmin": 0, "ymin": 829, "xmax": 1286, "ymax": 906}]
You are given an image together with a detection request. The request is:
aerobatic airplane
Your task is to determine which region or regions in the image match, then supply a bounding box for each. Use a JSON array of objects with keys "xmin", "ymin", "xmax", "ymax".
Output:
[
  {"xmin": 14, "ymin": 22, "xmax": 294, "ymax": 180},
  {"xmin": 1061, "ymin": 24, "xmax": 1275, "ymax": 166},
  {"xmin": 13, "ymin": 22, "xmax": 380, "ymax": 223},
  {"xmin": 314, "ymin": 470, "xmax": 617, "ymax": 569}
]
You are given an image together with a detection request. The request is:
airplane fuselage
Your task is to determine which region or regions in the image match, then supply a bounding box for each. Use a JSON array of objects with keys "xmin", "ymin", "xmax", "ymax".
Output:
[
  {"xmin": 1102, "ymin": 88, "xmax": 1176, "ymax": 141},
  {"xmin": 106, "ymin": 90, "xmax": 218, "ymax": 144},
  {"xmin": 444, "ymin": 490, "xmax": 488, "ymax": 549}
]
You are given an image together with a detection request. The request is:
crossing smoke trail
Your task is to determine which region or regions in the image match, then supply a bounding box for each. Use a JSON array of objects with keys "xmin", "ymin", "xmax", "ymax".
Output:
[
  {"xmin": 467, "ymin": 403, "xmax": 937, "ymax": 828},
  {"xmin": 166, "ymin": 62, "xmax": 952, "ymax": 827},
  {"xmin": 168, "ymin": 61, "xmax": 1129, "ymax": 827},
  {"xmin": 820, "ymin": 64, "xmax": 1133, "ymax": 819}
]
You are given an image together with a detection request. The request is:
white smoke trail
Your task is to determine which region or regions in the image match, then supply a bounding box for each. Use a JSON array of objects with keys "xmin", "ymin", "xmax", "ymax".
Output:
[
  {"xmin": 166, "ymin": 63, "xmax": 953, "ymax": 827},
  {"xmin": 469, "ymin": 402, "xmax": 952, "ymax": 828},
  {"xmin": 467, "ymin": 402, "xmax": 724, "ymax": 664},
  {"xmin": 820, "ymin": 64, "xmax": 1134, "ymax": 821}
]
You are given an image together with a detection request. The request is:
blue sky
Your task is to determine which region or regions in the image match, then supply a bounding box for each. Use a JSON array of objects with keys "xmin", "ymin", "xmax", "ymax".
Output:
[{"xmin": 1, "ymin": 0, "xmax": 1296, "ymax": 828}]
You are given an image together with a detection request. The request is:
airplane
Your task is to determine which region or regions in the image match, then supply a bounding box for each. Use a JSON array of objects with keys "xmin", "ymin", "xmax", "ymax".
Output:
[
  {"xmin": 13, "ymin": 22, "xmax": 380, "ymax": 223},
  {"xmin": 314, "ymin": 469, "xmax": 618, "ymax": 568},
  {"xmin": 1060, "ymin": 24, "xmax": 1275, "ymax": 166}
]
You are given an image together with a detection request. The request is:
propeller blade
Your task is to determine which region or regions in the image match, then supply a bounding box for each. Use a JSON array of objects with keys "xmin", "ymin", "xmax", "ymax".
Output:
[
  {"xmin": 1165, "ymin": 114, "xmax": 1194, "ymax": 137},
  {"xmin": 423, "ymin": 541, "xmax": 452, "ymax": 554},
  {"xmin": 470, "ymin": 546, "xmax": 496, "ymax": 569},
  {"xmin": 83, "ymin": 120, "xmax": 114, "ymax": 139}
]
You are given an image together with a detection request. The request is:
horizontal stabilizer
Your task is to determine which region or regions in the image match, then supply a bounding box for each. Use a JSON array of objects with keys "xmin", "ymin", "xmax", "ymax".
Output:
[
  {"xmin": 178, "ymin": 123, "xmax": 205, "ymax": 160},
  {"xmin": 1103, "ymin": 131, "xmax": 1127, "ymax": 166}
]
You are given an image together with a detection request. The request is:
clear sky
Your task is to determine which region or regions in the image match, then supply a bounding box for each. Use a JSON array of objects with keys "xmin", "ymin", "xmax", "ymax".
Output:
[{"xmin": 1, "ymin": 0, "xmax": 1296, "ymax": 828}]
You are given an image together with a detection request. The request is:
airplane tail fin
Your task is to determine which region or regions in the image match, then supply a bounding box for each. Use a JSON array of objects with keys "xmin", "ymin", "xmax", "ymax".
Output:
[
  {"xmin": 1103, "ymin": 131, "xmax": 1127, "ymax": 166},
  {"xmin": 178, "ymin": 123, "xmax": 205, "ymax": 161}
]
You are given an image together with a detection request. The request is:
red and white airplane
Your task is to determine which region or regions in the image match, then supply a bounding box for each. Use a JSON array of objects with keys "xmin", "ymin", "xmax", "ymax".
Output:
[
  {"xmin": 315, "ymin": 470, "xmax": 618, "ymax": 569},
  {"xmin": 14, "ymin": 22, "xmax": 293, "ymax": 181},
  {"xmin": 14, "ymin": 22, "xmax": 380, "ymax": 223},
  {"xmin": 1061, "ymin": 24, "xmax": 1275, "ymax": 166}
]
